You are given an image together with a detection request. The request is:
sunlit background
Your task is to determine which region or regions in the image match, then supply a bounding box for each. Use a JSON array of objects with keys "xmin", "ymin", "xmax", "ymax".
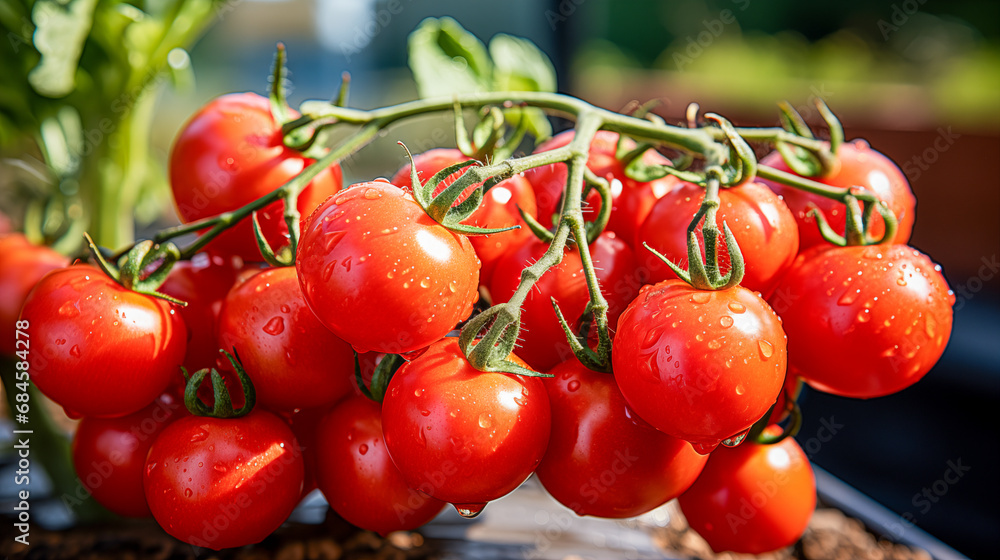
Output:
[{"xmin": 3, "ymin": 0, "xmax": 999, "ymax": 557}]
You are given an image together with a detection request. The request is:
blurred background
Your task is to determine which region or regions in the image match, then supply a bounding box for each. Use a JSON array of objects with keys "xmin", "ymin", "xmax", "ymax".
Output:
[{"xmin": 2, "ymin": 0, "xmax": 999, "ymax": 558}]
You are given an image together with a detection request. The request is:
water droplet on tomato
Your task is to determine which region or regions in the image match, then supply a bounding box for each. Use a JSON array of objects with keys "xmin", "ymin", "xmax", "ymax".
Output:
[
  {"xmin": 359, "ymin": 444, "xmax": 369, "ymax": 455},
  {"xmin": 721, "ymin": 430, "xmax": 750, "ymax": 447},
  {"xmin": 707, "ymin": 339, "xmax": 722, "ymax": 350},
  {"xmin": 478, "ymin": 413, "xmax": 493, "ymax": 429},
  {"xmin": 58, "ymin": 301, "xmax": 80, "ymax": 318},
  {"xmin": 69, "ymin": 345, "xmax": 82, "ymax": 358},
  {"xmin": 420, "ymin": 277, "xmax": 431, "ymax": 288},
  {"xmin": 55, "ymin": 338, "xmax": 66, "ymax": 345},
  {"xmin": 690, "ymin": 292, "xmax": 711, "ymax": 304},
  {"xmin": 420, "ymin": 409, "xmax": 431, "ymax": 417},
  {"xmin": 838, "ymin": 289, "xmax": 861, "ymax": 306},
  {"xmin": 263, "ymin": 316, "xmax": 285, "ymax": 335},
  {"xmin": 856, "ymin": 309, "xmax": 872, "ymax": 323},
  {"xmin": 403, "ymin": 281, "xmax": 411, "ymax": 289},
  {"xmin": 455, "ymin": 503, "xmax": 486, "ymax": 518},
  {"xmin": 567, "ymin": 380, "xmax": 581, "ymax": 392},
  {"xmin": 279, "ymin": 304, "xmax": 290, "ymax": 313},
  {"xmin": 757, "ymin": 340, "xmax": 774, "ymax": 360},
  {"xmin": 364, "ymin": 188, "xmax": 382, "ymax": 200},
  {"xmin": 322, "ymin": 261, "xmax": 337, "ymax": 282},
  {"xmin": 727, "ymin": 302, "xmax": 745, "ymax": 314},
  {"xmin": 692, "ymin": 441, "xmax": 719, "ymax": 455},
  {"xmin": 925, "ymin": 314, "xmax": 937, "ymax": 338},
  {"xmin": 719, "ymin": 316, "xmax": 734, "ymax": 328},
  {"xmin": 189, "ymin": 429, "xmax": 209, "ymax": 443}
]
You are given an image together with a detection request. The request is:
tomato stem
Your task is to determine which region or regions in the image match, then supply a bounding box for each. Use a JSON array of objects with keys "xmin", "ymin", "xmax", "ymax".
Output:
[{"xmin": 183, "ymin": 349, "xmax": 256, "ymax": 419}]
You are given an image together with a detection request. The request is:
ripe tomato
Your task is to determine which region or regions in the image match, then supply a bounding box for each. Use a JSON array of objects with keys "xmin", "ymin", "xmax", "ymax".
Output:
[
  {"xmin": 0, "ymin": 234, "xmax": 68, "ymax": 355},
  {"xmin": 678, "ymin": 427, "xmax": 816, "ymax": 554},
  {"xmin": 159, "ymin": 253, "xmax": 240, "ymax": 371},
  {"xmin": 217, "ymin": 266, "xmax": 355, "ymax": 411},
  {"xmin": 489, "ymin": 231, "xmax": 640, "ymax": 372},
  {"xmin": 381, "ymin": 338, "xmax": 550, "ymax": 515},
  {"xmin": 535, "ymin": 360, "xmax": 707, "ymax": 518},
  {"xmin": 390, "ymin": 148, "xmax": 538, "ymax": 285},
  {"xmin": 144, "ymin": 409, "xmax": 303, "ymax": 550},
  {"xmin": 286, "ymin": 405, "xmax": 329, "ymax": 498},
  {"xmin": 315, "ymin": 396, "xmax": 446, "ymax": 535},
  {"xmin": 637, "ymin": 180, "xmax": 799, "ymax": 296},
  {"xmin": 760, "ymin": 140, "xmax": 915, "ymax": 250},
  {"xmin": 296, "ymin": 181, "xmax": 480, "ymax": 354},
  {"xmin": 771, "ymin": 244, "xmax": 953, "ymax": 398},
  {"xmin": 21, "ymin": 265, "xmax": 187, "ymax": 417},
  {"xmin": 523, "ymin": 130, "xmax": 679, "ymax": 244},
  {"xmin": 612, "ymin": 281, "xmax": 786, "ymax": 453},
  {"xmin": 169, "ymin": 93, "xmax": 343, "ymax": 261},
  {"xmin": 72, "ymin": 394, "xmax": 186, "ymax": 517}
]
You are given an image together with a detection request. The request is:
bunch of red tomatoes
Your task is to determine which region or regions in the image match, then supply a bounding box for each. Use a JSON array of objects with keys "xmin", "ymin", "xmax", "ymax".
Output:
[{"xmin": 2, "ymin": 91, "xmax": 954, "ymax": 554}]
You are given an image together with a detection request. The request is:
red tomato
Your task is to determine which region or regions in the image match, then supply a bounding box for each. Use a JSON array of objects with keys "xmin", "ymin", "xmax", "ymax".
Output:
[
  {"xmin": 391, "ymin": 148, "xmax": 538, "ymax": 285},
  {"xmin": 760, "ymin": 140, "xmax": 915, "ymax": 250},
  {"xmin": 381, "ymin": 338, "xmax": 550, "ymax": 515},
  {"xmin": 536, "ymin": 360, "xmax": 707, "ymax": 518},
  {"xmin": 144, "ymin": 409, "xmax": 303, "ymax": 550},
  {"xmin": 159, "ymin": 253, "xmax": 240, "ymax": 371},
  {"xmin": 771, "ymin": 244, "xmax": 953, "ymax": 398},
  {"xmin": 21, "ymin": 265, "xmax": 187, "ymax": 417},
  {"xmin": 296, "ymin": 181, "xmax": 480, "ymax": 354},
  {"xmin": 523, "ymin": 130, "xmax": 679, "ymax": 244},
  {"xmin": 0, "ymin": 234, "xmax": 68, "ymax": 355},
  {"xmin": 637, "ymin": 180, "xmax": 799, "ymax": 296},
  {"xmin": 72, "ymin": 394, "xmax": 186, "ymax": 517},
  {"xmin": 678, "ymin": 427, "xmax": 816, "ymax": 554},
  {"xmin": 286, "ymin": 405, "xmax": 329, "ymax": 498},
  {"xmin": 169, "ymin": 93, "xmax": 343, "ymax": 261},
  {"xmin": 612, "ymin": 281, "xmax": 786, "ymax": 453},
  {"xmin": 315, "ymin": 396, "xmax": 446, "ymax": 535},
  {"xmin": 217, "ymin": 266, "xmax": 355, "ymax": 411},
  {"xmin": 489, "ymin": 231, "xmax": 640, "ymax": 372}
]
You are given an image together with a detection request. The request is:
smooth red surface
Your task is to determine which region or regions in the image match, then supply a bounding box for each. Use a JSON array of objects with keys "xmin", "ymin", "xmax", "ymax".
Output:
[
  {"xmin": 381, "ymin": 338, "xmax": 551, "ymax": 509},
  {"xmin": 296, "ymin": 182, "xmax": 480, "ymax": 354},
  {"xmin": 489, "ymin": 231, "xmax": 640, "ymax": 371},
  {"xmin": 21, "ymin": 265, "xmax": 187, "ymax": 417},
  {"xmin": 772, "ymin": 244, "xmax": 953, "ymax": 398},
  {"xmin": 169, "ymin": 93, "xmax": 343, "ymax": 261},
  {"xmin": 638, "ymin": 180, "xmax": 799, "ymax": 296},
  {"xmin": 315, "ymin": 396, "xmax": 446, "ymax": 535},
  {"xmin": 72, "ymin": 394, "xmax": 186, "ymax": 517},
  {"xmin": 144, "ymin": 410, "xmax": 303, "ymax": 550},
  {"xmin": 536, "ymin": 360, "xmax": 707, "ymax": 518},
  {"xmin": 0, "ymin": 234, "xmax": 68, "ymax": 355},
  {"xmin": 760, "ymin": 140, "xmax": 915, "ymax": 251},
  {"xmin": 217, "ymin": 266, "xmax": 354, "ymax": 411},
  {"xmin": 679, "ymin": 428, "xmax": 816, "ymax": 554},
  {"xmin": 612, "ymin": 281, "xmax": 786, "ymax": 452},
  {"xmin": 523, "ymin": 130, "xmax": 679, "ymax": 245}
]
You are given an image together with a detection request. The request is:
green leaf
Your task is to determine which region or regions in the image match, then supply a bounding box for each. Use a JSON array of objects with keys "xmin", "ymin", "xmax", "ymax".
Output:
[
  {"xmin": 489, "ymin": 33, "xmax": 556, "ymax": 93},
  {"xmin": 408, "ymin": 16, "xmax": 492, "ymax": 98},
  {"xmin": 28, "ymin": 0, "xmax": 99, "ymax": 98}
]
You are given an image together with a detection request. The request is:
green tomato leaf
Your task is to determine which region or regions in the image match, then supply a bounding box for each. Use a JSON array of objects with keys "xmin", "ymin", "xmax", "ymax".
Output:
[
  {"xmin": 28, "ymin": 0, "xmax": 99, "ymax": 98},
  {"xmin": 488, "ymin": 34, "xmax": 556, "ymax": 141},
  {"xmin": 408, "ymin": 16, "xmax": 492, "ymax": 98}
]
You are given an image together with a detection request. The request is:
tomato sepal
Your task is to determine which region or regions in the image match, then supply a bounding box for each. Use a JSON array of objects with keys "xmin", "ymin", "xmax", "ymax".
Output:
[
  {"xmin": 353, "ymin": 352, "xmax": 404, "ymax": 403},
  {"xmin": 183, "ymin": 348, "xmax": 256, "ymax": 418},
  {"xmin": 83, "ymin": 233, "xmax": 187, "ymax": 306}
]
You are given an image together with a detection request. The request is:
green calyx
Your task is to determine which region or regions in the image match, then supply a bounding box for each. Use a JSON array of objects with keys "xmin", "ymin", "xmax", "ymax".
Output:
[
  {"xmin": 355, "ymin": 352, "xmax": 404, "ymax": 403},
  {"xmin": 811, "ymin": 192, "xmax": 899, "ymax": 246},
  {"xmin": 399, "ymin": 142, "xmax": 522, "ymax": 237},
  {"xmin": 183, "ymin": 349, "xmax": 256, "ymax": 419},
  {"xmin": 83, "ymin": 233, "xmax": 186, "ymax": 305},
  {"xmin": 551, "ymin": 298, "xmax": 611, "ymax": 373}
]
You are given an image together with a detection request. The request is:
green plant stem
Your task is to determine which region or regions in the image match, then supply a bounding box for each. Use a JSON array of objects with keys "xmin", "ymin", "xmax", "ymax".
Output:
[{"xmin": 756, "ymin": 164, "xmax": 854, "ymax": 201}]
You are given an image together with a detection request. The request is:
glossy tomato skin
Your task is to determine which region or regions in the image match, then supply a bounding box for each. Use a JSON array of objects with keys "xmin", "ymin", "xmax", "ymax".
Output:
[
  {"xmin": 217, "ymin": 266, "xmax": 354, "ymax": 411},
  {"xmin": 536, "ymin": 360, "xmax": 707, "ymax": 518},
  {"xmin": 678, "ymin": 428, "xmax": 816, "ymax": 554},
  {"xmin": 169, "ymin": 93, "xmax": 343, "ymax": 261},
  {"xmin": 391, "ymin": 148, "xmax": 539, "ymax": 285},
  {"xmin": 72, "ymin": 394, "xmax": 187, "ymax": 517},
  {"xmin": 523, "ymin": 130, "xmax": 679, "ymax": 244},
  {"xmin": 760, "ymin": 140, "xmax": 915, "ymax": 251},
  {"xmin": 771, "ymin": 244, "xmax": 953, "ymax": 399},
  {"xmin": 612, "ymin": 281, "xmax": 786, "ymax": 453},
  {"xmin": 637, "ymin": 181, "xmax": 799, "ymax": 296},
  {"xmin": 381, "ymin": 338, "xmax": 551, "ymax": 511},
  {"xmin": 144, "ymin": 409, "xmax": 303, "ymax": 550},
  {"xmin": 0, "ymin": 234, "xmax": 68, "ymax": 355},
  {"xmin": 315, "ymin": 396, "xmax": 446, "ymax": 535},
  {"xmin": 296, "ymin": 181, "xmax": 480, "ymax": 354},
  {"xmin": 489, "ymin": 231, "xmax": 640, "ymax": 372},
  {"xmin": 21, "ymin": 265, "xmax": 187, "ymax": 417},
  {"xmin": 159, "ymin": 253, "xmax": 240, "ymax": 371}
]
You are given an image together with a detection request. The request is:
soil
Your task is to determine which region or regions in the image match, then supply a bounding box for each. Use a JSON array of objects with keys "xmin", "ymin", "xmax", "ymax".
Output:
[{"xmin": 0, "ymin": 506, "xmax": 933, "ymax": 560}]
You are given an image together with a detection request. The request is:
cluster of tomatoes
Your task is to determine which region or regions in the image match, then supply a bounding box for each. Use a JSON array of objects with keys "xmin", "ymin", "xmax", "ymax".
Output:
[{"xmin": 1, "ymin": 91, "xmax": 954, "ymax": 555}]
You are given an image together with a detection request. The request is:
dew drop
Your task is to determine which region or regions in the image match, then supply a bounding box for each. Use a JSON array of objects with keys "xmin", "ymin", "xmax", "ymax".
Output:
[
  {"xmin": 455, "ymin": 503, "xmax": 486, "ymax": 519},
  {"xmin": 735, "ymin": 384, "xmax": 745, "ymax": 395},
  {"xmin": 359, "ymin": 444, "xmax": 369, "ymax": 455},
  {"xmin": 263, "ymin": 316, "xmax": 285, "ymax": 335},
  {"xmin": 707, "ymin": 339, "xmax": 722, "ymax": 350},
  {"xmin": 58, "ymin": 301, "xmax": 80, "ymax": 318},
  {"xmin": 567, "ymin": 380, "xmax": 581, "ymax": 392},
  {"xmin": 403, "ymin": 281, "xmax": 410, "ymax": 289},
  {"xmin": 448, "ymin": 281, "xmax": 457, "ymax": 293},
  {"xmin": 925, "ymin": 314, "xmax": 937, "ymax": 338},
  {"xmin": 184, "ymin": 488, "xmax": 193, "ymax": 498},
  {"xmin": 189, "ymin": 429, "xmax": 209, "ymax": 443},
  {"xmin": 70, "ymin": 345, "xmax": 82, "ymax": 358},
  {"xmin": 420, "ymin": 409, "xmax": 431, "ymax": 417},
  {"xmin": 690, "ymin": 292, "xmax": 711, "ymax": 304},
  {"xmin": 55, "ymin": 338, "xmax": 66, "ymax": 346},
  {"xmin": 420, "ymin": 278, "xmax": 431, "ymax": 289},
  {"xmin": 280, "ymin": 304, "xmax": 290, "ymax": 313},
  {"xmin": 478, "ymin": 413, "xmax": 493, "ymax": 429},
  {"xmin": 856, "ymin": 309, "xmax": 872, "ymax": 323},
  {"xmin": 838, "ymin": 289, "xmax": 861, "ymax": 306},
  {"xmin": 364, "ymin": 188, "xmax": 382, "ymax": 200},
  {"xmin": 322, "ymin": 261, "xmax": 337, "ymax": 282},
  {"xmin": 757, "ymin": 340, "xmax": 774, "ymax": 360},
  {"xmin": 727, "ymin": 302, "xmax": 746, "ymax": 314},
  {"xmin": 720, "ymin": 316, "xmax": 734, "ymax": 328}
]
